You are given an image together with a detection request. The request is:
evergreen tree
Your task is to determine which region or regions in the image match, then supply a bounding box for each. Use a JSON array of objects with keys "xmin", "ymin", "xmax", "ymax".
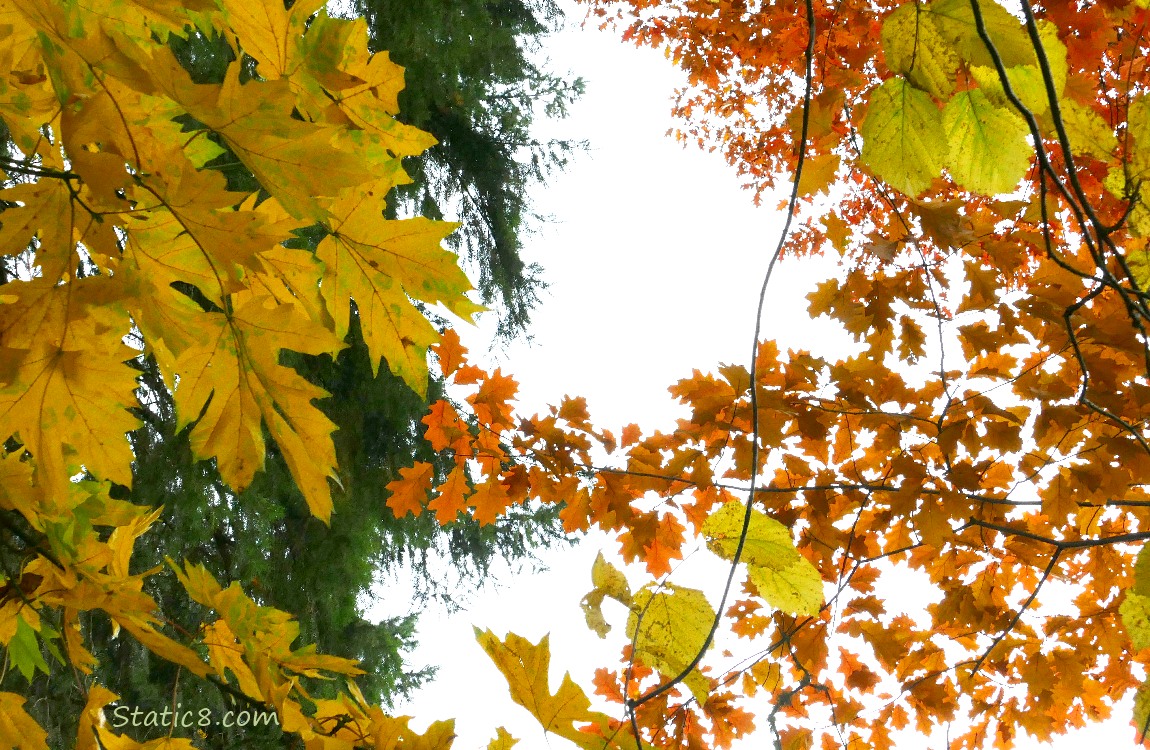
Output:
[{"xmin": 357, "ymin": 0, "xmax": 584, "ymax": 339}]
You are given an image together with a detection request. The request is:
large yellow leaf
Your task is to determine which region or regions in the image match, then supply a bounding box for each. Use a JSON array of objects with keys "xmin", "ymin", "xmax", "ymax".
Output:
[
  {"xmin": 626, "ymin": 584, "xmax": 714, "ymax": 703},
  {"xmin": 861, "ymin": 77, "xmax": 945, "ymax": 196},
  {"xmin": 131, "ymin": 164, "xmax": 299, "ymax": 300},
  {"xmin": 298, "ymin": 12, "xmax": 436, "ymax": 157},
  {"xmin": 0, "ymin": 4, "xmax": 57, "ymax": 154},
  {"xmin": 161, "ymin": 62, "xmax": 373, "ymax": 219},
  {"xmin": 966, "ymin": 22, "xmax": 1066, "ymax": 117},
  {"xmin": 1059, "ymin": 100, "xmax": 1117, "ymax": 160},
  {"xmin": 943, "ymin": 87, "xmax": 1031, "ymax": 196},
  {"xmin": 927, "ymin": 0, "xmax": 1035, "ymax": 69},
  {"xmin": 171, "ymin": 560, "xmax": 363, "ymax": 680},
  {"xmin": 702, "ymin": 500, "xmax": 824, "ymax": 616},
  {"xmin": 476, "ymin": 629, "xmax": 637, "ymax": 750},
  {"xmin": 881, "ymin": 3, "xmax": 958, "ymax": 98},
  {"xmin": 319, "ymin": 181, "xmax": 482, "ymax": 395},
  {"xmin": 112, "ymin": 615, "xmax": 212, "ymax": 679},
  {"xmin": 171, "ymin": 297, "xmax": 343, "ymax": 520},
  {"xmin": 217, "ymin": 0, "xmax": 325, "ymax": 79},
  {"xmin": 0, "ymin": 339, "xmax": 141, "ymax": 490},
  {"xmin": 202, "ymin": 619, "xmax": 265, "ymax": 700}
]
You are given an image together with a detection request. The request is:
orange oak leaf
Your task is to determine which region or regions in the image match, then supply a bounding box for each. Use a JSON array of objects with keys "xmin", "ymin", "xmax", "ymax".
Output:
[
  {"xmin": 428, "ymin": 465, "xmax": 471, "ymax": 525},
  {"xmin": 470, "ymin": 478, "xmax": 512, "ymax": 526},
  {"xmin": 385, "ymin": 462, "xmax": 435, "ymax": 518}
]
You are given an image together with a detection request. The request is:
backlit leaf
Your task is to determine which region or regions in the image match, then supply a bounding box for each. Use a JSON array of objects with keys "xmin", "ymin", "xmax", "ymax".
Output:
[
  {"xmin": 476, "ymin": 629, "xmax": 636, "ymax": 750},
  {"xmin": 927, "ymin": 0, "xmax": 1035, "ymax": 69},
  {"xmin": 626, "ymin": 583, "xmax": 714, "ymax": 703},
  {"xmin": 703, "ymin": 500, "xmax": 824, "ymax": 616},
  {"xmin": 861, "ymin": 77, "xmax": 945, "ymax": 196},
  {"xmin": 943, "ymin": 87, "xmax": 1030, "ymax": 195},
  {"xmin": 881, "ymin": 3, "xmax": 958, "ymax": 97}
]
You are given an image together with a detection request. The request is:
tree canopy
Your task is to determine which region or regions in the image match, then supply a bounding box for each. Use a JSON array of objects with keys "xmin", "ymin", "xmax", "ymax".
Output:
[{"xmin": 2, "ymin": 0, "xmax": 1150, "ymax": 748}]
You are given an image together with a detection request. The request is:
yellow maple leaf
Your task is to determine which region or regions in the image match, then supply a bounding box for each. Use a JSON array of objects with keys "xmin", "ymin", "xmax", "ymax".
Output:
[
  {"xmin": 319, "ymin": 180, "xmax": 482, "ymax": 395},
  {"xmin": 171, "ymin": 297, "xmax": 343, "ymax": 520},
  {"xmin": 476, "ymin": 629, "xmax": 637, "ymax": 750},
  {"xmin": 0, "ymin": 342, "xmax": 141, "ymax": 491},
  {"xmin": 0, "ymin": 692, "xmax": 48, "ymax": 750},
  {"xmin": 217, "ymin": 0, "xmax": 324, "ymax": 79}
]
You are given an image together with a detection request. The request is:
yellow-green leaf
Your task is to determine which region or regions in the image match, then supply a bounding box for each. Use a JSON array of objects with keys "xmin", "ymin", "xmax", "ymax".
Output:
[
  {"xmin": 1059, "ymin": 100, "xmax": 1116, "ymax": 160},
  {"xmin": 702, "ymin": 500, "xmax": 824, "ymax": 616},
  {"xmin": 968, "ymin": 22, "xmax": 1065, "ymax": 117},
  {"xmin": 626, "ymin": 583, "xmax": 714, "ymax": 703},
  {"xmin": 1122, "ymin": 590, "xmax": 1150, "ymax": 651},
  {"xmin": 861, "ymin": 77, "xmax": 945, "ymax": 196},
  {"xmin": 1136, "ymin": 677, "xmax": 1150, "ymax": 741},
  {"xmin": 927, "ymin": 0, "xmax": 1035, "ymax": 69},
  {"xmin": 943, "ymin": 87, "xmax": 1031, "ymax": 195},
  {"xmin": 881, "ymin": 3, "xmax": 959, "ymax": 97}
]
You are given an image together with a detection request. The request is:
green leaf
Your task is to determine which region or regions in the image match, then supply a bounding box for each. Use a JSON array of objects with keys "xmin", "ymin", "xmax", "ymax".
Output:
[
  {"xmin": 861, "ymin": 77, "xmax": 945, "ymax": 196},
  {"xmin": 943, "ymin": 87, "xmax": 1031, "ymax": 195},
  {"xmin": 702, "ymin": 501, "xmax": 824, "ymax": 616},
  {"xmin": 881, "ymin": 3, "xmax": 959, "ymax": 97},
  {"xmin": 8, "ymin": 617, "xmax": 49, "ymax": 682},
  {"xmin": 626, "ymin": 583, "xmax": 714, "ymax": 703}
]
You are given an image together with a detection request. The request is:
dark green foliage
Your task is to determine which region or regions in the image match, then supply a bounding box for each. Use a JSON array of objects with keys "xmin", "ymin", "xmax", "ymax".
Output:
[{"xmin": 357, "ymin": 0, "xmax": 585, "ymax": 339}]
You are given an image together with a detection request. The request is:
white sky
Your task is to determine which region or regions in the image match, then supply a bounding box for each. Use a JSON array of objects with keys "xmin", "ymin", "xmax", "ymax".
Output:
[{"xmin": 371, "ymin": 2, "xmax": 1137, "ymax": 748}]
